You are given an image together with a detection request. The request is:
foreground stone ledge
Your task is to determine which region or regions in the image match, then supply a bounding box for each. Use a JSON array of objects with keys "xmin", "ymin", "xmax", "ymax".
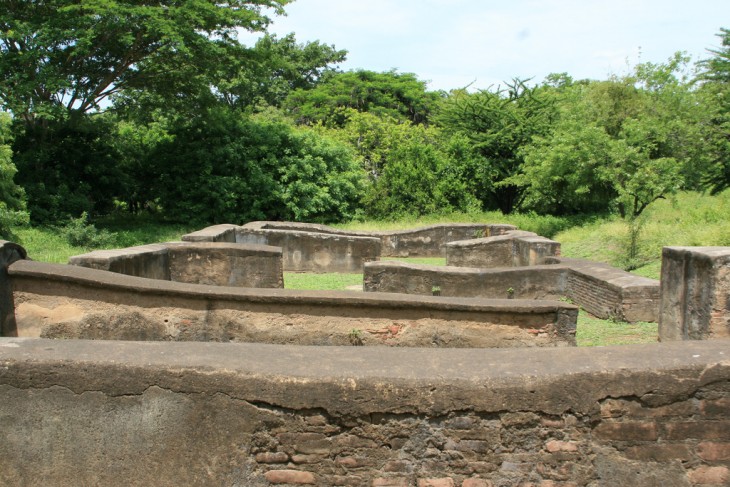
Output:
[
  {"xmin": 0, "ymin": 338, "xmax": 728, "ymax": 486},
  {"xmin": 8, "ymin": 260, "xmax": 578, "ymax": 347}
]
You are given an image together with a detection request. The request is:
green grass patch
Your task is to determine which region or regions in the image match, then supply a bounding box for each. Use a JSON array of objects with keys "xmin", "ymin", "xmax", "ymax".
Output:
[
  {"xmin": 576, "ymin": 310, "xmax": 658, "ymax": 347},
  {"xmin": 284, "ymin": 272, "xmax": 364, "ymax": 291},
  {"xmin": 13, "ymin": 214, "xmax": 197, "ymax": 263}
]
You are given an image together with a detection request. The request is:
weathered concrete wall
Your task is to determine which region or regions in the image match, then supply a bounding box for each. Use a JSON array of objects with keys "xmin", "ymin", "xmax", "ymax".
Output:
[
  {"xmin": 9, "ymin": 260, "xmax": 578, "ymax": 347},
  {"xmin": 565, "ymin": 258, "xmax": 660, "ymax": 323},
  {"xmin": 659, "ymin": 247, "xmax": 730, "ymax": 341},
  {"xmin": 446, "ymin": 231, "xmax": 561, "ymax": 268},
  {"xmin": 365, "ymin": 259, "xmax": 659, "ymax": 323},
  {"xmin": 364, "ymin": 261, "xmax": 568, "ymax": 301},
  {"xmin": 166, "ymin": 242, "xmax": 283, "ymax": 288},
  {"xmin": 68, "ymin": 243, "xmax": 171, "ymax": 280},
  {"xmin": 377, "ymin": 223, "xmax": 517, "ymax": 257},
  {"xmin": 0, "ymin": 240, "xmax": 26, "ymax": 336},
  {"xmin": 236, "ymin": 227, "xmax": 380, "ymax": 273},
  {"xmin": 69, "ymin": 241, "xmax": 283, "ymax": 288},
  {"xmin": 184, "ymin": 223, "xmax": 520, "ymax": 268},
  {"xmin": 1, "ymin": 337, "xmax": 728, "ymax": 486}
]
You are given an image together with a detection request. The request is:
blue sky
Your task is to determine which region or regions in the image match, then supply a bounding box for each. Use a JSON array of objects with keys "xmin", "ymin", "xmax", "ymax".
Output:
[{"xmin": 251, "ymin": 0, "xmax": 730, "ymax": 91}]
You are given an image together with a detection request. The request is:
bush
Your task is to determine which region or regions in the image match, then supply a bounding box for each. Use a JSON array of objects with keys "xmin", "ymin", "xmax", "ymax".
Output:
[{"xmin": 59, "ymin": 212, "xmax": 117, "ymax": 248}]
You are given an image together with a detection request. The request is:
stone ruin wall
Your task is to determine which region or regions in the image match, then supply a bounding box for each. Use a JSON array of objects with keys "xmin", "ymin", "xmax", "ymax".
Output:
[
  {"xmin": 1, "ymin": 234, "xmax": 730, "ymax": 486},
  {"xmin": 0, "ymin": 338, "xmax": 728, "ymax": 486},
  {"xmin": 8, "ymin": 258, "xmax": 578, "ymax": 348}
]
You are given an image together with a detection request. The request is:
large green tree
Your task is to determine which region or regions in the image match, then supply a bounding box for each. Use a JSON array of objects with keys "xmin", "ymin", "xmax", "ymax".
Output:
[
  {"xmin": 284, "ymin": 69, "xmax": 442, "ymax": 126},
  {"xmin": 0, "ymin": 0, "xmax": 290, "ymax": 125},
  {"xmin": 698, "ymin": 27, "xmax": 730, "ymax": 194},
  {"xmin": 436, "ymin": 79, "xmax": 557, "ymax": 214},
  {"xmin": 216, "ymin": 33, "xmax": 347, "ymax": 111}
]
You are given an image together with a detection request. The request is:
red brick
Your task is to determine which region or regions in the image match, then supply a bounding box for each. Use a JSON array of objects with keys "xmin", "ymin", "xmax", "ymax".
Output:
[
  {"xmin": 687, "ymin": 466, "xmax": 730, "ymax": 484},
  {"xmin": 697, "ymin": 441, "xmax": 730, "ymax": 461},
  {"xmin": 372, "ymin": 478, "xmax": 409, "ymax": 487},
  {"xmin": 264, "ymin": 469, "xmax": 316, "ymax": 485},
  {"xmin": 382, "ymin": 460, "xmax": 411, "ymax": 472},
  {"xmin": 418, "ymin": 478, "xmax": 455, "ymax": 487},
  {"xmin": 291, "ymin": 454, "xmax": 325, "ymax": 464},
  {"xmin": 545, "ymin": 440, "xmax": 578, "ymax": 453},
  {"xmin": 255, "ymin": 452, "xmax": 289, "ymax": 464},
  {"xmin": 623, "ymin": 443, "xmax": 692, "ymax": 462},
  {"xmin": 461, "ymin": 479, "xmax": 493, "ymax": 487},
  {"xmin": 593, "ymin": 421, "xmax": 658, "ymax": 441},
  {"xmin": 663, "ymin": 421, "xmax": 730, "ymax": 440},
  {"xmin": 700, "ymin": 398, "xmax": 730, "ymax": 418}
]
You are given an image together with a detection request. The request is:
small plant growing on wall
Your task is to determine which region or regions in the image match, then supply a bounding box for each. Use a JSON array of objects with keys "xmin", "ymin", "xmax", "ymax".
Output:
[
  {"xmin": 507, "ymin": 287, "xmax": 515, "ymax": 299},
  {"xmin": 432, "ymin": 285, "xmax": 441, "ymax": 296},
  {"xmin": 348, "ymin": 328, "xmax": 363, "ymax": 346}
]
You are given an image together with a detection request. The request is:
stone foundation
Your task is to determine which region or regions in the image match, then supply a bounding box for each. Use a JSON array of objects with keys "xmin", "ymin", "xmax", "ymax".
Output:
[
  {"xmin": 9, "ymin": 260, "xmax": 578, "ymax": 347},
  {"xmin": 365, "ymin": 258, "xmax": 659, "ymax": 323}
]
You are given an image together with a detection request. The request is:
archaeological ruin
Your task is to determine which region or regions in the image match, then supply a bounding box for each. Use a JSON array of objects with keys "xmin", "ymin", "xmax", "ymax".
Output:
[{"xmin": 0, "ymin": 222, "xmax": 728, "ymax": 486}]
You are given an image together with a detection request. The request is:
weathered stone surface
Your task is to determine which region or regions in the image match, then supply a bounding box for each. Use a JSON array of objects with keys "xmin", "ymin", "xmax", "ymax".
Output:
[
  {"xmin": 364, "ymin": 257, "xmax": 659, "ymax": 323},
  {"xmin": 166, "ymin": 242, "xmax": 283, "ymax": 288},
  {"xmin": 445, "ymin": 231, "xmax": 559, "ymax": 268},
  {"xmin": 659, "ymin": 246, "xmax": 730, "ymax": 341},
  {"xmin": 0, "ymin": 338, "xmax": 728, "ymax": 486},
  {"xmin": 69, "ymin": 241, "xmax": 283, "ymax": 288},
  {"xmin": 8, "ymin": 260, "xmax": 578, "ymax": 347}
]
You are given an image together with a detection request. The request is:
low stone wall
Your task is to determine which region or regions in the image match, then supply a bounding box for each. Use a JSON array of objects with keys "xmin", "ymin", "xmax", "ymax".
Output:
[
  {"xmin": 236, "ymin": 227, "xmax": 381, "ymax": 273},
  {"xmin": 69, "ymin": 241, "xmax": 283, "ymax": 288},
  {"xmin": 364, "ymin": 261, "xmax": 568, "ymax": 301},
  {"xmin": 182, "ymin": 223, "xmax": 519, "ymax": 272},
  {"xmin": 446, "ymin": 231, "xmax": 561, "ymax": 268},
  {"xmin": 8, "ymin": 260, "xmax": 578, "ymax": 347},
  {"xmin": 365, "ymin": 258, "xmax": 659, "ymax": 323},
  {"xmin": 659, "ymin": 247, "xmax": 730, "ymax": 341},
  {"xmin": 1, "ymin": 337, "xmax": 728, "ymax": 486}
]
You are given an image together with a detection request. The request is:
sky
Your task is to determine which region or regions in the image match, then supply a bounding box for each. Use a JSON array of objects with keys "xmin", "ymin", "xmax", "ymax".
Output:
[{"xmin": 249, "ymin": 0, "xmax": 730, "ymax": 91}]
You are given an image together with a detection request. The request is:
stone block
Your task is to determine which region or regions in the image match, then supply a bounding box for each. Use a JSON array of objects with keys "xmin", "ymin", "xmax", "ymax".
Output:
[{"xmin": 659, "ymin": 246, "xmax": 730, "ymax": 341}]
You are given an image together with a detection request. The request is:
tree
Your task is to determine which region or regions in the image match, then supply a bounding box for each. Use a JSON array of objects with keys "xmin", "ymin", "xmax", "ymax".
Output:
[
  {"xmin": 149, "ymin": 108, "xmax": 365, "ymax": 225},
  {"xmin": 216, "ymin": 33, "xmax": 347, "ymax": 111},
  {"xmin": 0, "ymin": 0, "xmax": 290, "ymax": 126},
  {"xmin": 436, "ymin": 79, "xmax": 556, "ymax": 214},
  {"xmin": 0, "ymin": 112, "xmax": 29, "ymax": 238},
  {"xmin": 284, "ymin": 70, "xmax": 442, "ymax": 126},
  {"xmin": 697, "ymin": 28, "xmax": 730, "ymax": 194}
]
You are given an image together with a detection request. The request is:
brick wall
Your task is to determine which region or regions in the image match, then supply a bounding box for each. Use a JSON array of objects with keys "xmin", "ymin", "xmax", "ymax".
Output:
[{"xmin": 0, "ymin": 338, "xmax": 727, "ymax": 486}]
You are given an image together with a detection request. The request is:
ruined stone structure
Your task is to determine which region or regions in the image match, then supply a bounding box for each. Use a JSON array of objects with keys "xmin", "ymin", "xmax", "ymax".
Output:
[
  {"xmin": 8, "ymin": 257, "xmax": 577, "ymax": 347},
  {"xmin": 660, "ymin": 246, "xmax": 730, "ymax": 341},
  {"xmin": 0, "ymin": 232, "xmax": 729, "ymax": 486},
  {"xmin": 182, "ymin": 222, "xmax": 518, "ymax": 272},
  {"xmin": 69, "ymin": 241, "xmax": 284, "ymax": 288},
  {"xmin": 0, "ymin": 338, "xmax": 728, "ymax": 486}
]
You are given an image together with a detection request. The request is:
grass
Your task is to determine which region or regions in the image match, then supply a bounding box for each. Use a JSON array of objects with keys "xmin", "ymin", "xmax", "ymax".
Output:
[
  {"xmin": 13, "ymin": 214, "xmax": 196, "ymax": 264},
  {"xmin": 575, "ymin": 310, "xmax": 658, "ymax": 347},
  {"xmin": 284, "ymin": 272, "xmax": 364, "ymax": 290}
]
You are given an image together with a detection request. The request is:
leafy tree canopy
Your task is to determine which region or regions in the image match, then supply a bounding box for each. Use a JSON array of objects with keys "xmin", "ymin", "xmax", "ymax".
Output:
[
  {"xmin": 284, "ymin": 69, "xmax": 442, "ymax": 126},
  {"xmin": 0, "ymin": 0, "xmax": 290, "ymax": 125},
  {"xmin": 216, "ymin": 33, "xmax": 347, "ymax": 111}
]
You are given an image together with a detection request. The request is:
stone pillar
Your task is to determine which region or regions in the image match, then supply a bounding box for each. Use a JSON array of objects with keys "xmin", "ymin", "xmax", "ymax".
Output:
[
  {"xmin": 659, "ymin": 246, "xmax": 730, "ymax": 341},
  {"xmin": 0, "ymin": 241, "xmax": 27, "ymax": 336}
]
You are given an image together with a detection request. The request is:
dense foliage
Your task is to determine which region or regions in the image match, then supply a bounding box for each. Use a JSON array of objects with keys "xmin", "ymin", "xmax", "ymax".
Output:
[{"xmin": 1, "ymin": 2, "xmax": 729, "ymax": 241}]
